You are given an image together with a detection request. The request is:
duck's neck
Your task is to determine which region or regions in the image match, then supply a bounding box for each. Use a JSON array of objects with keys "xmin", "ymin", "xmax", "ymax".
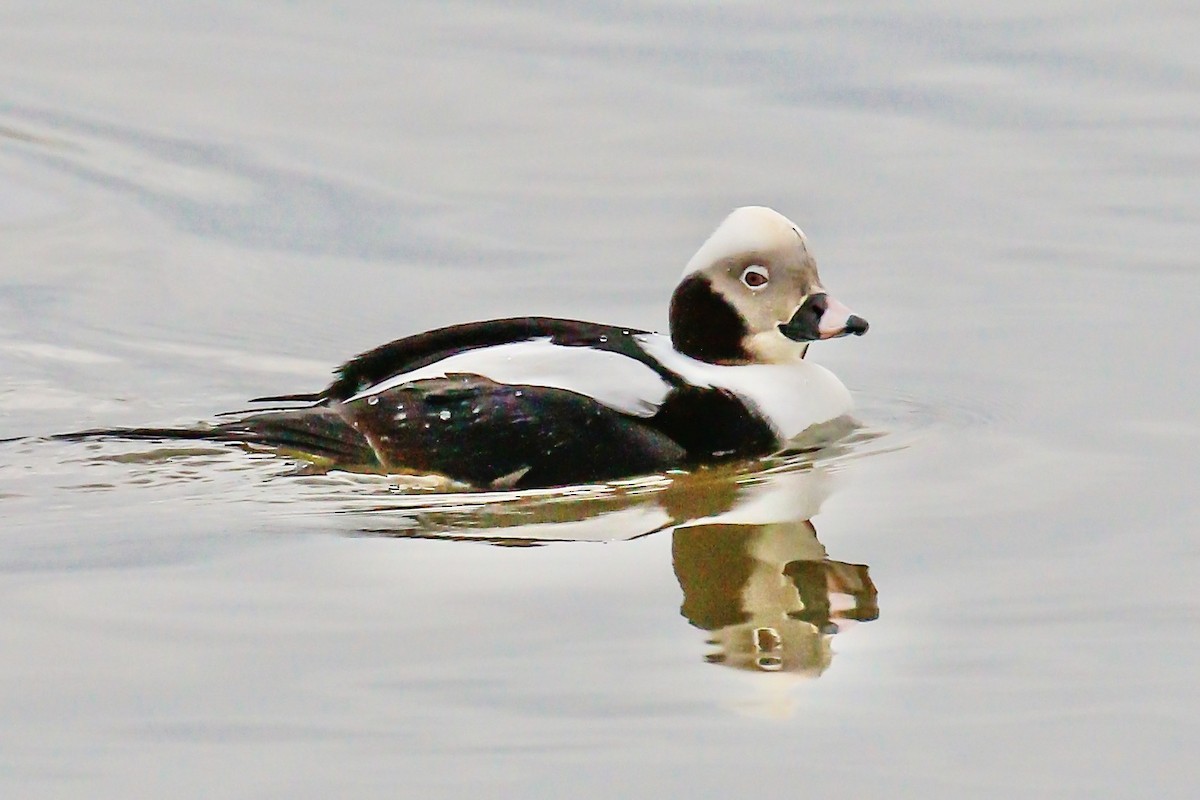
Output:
[{"xmin": 741, "ymin": 331, "xmax": 809, "ymax": 364}]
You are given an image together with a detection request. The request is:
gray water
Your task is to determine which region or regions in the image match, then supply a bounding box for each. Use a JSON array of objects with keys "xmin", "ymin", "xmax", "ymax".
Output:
[{"xmin": 2, "ymin": 2, "xmax": 1199, "ymax": 797}]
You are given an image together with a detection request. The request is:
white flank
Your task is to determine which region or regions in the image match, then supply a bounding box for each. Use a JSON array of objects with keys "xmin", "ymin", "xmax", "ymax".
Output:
[
  {"xmin": 347, "ymin": 338, "xmax": 672, "ymax": 417},
  {"xmin": 636, "ymin": 334, "xmax": 853, "ymax": 440}
]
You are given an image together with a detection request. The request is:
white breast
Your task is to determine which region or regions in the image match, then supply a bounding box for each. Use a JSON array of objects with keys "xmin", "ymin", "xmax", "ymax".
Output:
[
  {"xmin": 636, "ymin": 334, "xmax": 853, "ymax": 440},
  {"xmin": 346, "ymin": 337, "xmax": 673, "ymax": 418}
]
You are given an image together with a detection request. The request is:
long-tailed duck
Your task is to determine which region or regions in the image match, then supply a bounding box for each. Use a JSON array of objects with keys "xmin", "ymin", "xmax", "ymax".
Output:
[{"xmin": 126, "ymin": 206, "xmax": 868, "ymax": 488}]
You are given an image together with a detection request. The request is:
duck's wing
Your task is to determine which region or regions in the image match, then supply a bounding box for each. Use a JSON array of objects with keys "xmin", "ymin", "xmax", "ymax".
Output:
[
  {"xmin": 218, "ymin": 318, "xmax": 696, "ymax": 487},
  {"xmin": 336, "ymin": 374, "xmax": 687, "ymax": 488},
  {"xmin": 224, "ymin": 373, "xmax": 689, "ymax": 488},
  {"xmin": 325, "ymin": 316, "xmax": 668, "ymax": 402},
  {"xmin": 325, "ymin": 317, "xmax": 658, "ymax": 401},
  {"xmin": 250, "ymin": 317, "xmax": 653, "ymax": 405}
]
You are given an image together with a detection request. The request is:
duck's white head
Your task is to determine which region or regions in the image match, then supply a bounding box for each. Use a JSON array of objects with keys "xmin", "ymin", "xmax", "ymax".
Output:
[{"xmin": 669, "ymin": 206, "xmax": 868, "ymax": 365}]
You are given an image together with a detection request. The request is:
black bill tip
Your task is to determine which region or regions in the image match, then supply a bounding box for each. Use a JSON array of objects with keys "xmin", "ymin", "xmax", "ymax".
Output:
[{"xmin": 844, "ymin": 315, "xmax": 869, "ymax": 336}]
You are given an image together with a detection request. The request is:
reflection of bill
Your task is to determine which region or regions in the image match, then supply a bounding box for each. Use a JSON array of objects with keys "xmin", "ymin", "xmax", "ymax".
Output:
[{"xmin": 351, "ymin": 460, "xmax": 878, "ymax": 681}]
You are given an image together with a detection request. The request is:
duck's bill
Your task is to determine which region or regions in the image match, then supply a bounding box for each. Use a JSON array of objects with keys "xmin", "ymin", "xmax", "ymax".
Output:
[
  {"xmin": 778, "ymin": 293, "xmax": 870, "ymax": 342},
  {"xmin": 817, "ymin": 295, "xmax": 870, "ymax": 339}
]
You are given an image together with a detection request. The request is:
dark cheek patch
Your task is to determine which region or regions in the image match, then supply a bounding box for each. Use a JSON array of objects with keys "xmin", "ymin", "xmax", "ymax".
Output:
[{"xmin": 669, "ymin": 275, "xmax": 750, "ymax": 364}]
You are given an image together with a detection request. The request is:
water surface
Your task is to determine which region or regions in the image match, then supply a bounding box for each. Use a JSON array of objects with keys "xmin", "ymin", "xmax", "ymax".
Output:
[{"xmin": 2, "ymin": 2, "xmax": 1198, "ymax": 797}]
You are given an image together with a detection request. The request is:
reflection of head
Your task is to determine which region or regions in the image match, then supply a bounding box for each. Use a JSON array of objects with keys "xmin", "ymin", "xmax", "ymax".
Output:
[
  {"xmin": 672, "ymin": 520, "xmax": 876, "ymax": 676},
  {"xmin": 707, "ymin": 619, "xmax": 832, "ymax": 677}
]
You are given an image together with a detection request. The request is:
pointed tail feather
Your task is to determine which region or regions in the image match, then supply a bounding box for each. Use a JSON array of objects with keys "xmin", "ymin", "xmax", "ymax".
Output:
[
  {"xmin": 218, "ymin": 407, "xmax": 379, "ymax": 466},
  {"xmin": 51, "ymin": 407, "xmax": 380, "ymax": 469},
  {"xmin": 246, "ymin": 392, "xmax": 324, "ymax": 404}
]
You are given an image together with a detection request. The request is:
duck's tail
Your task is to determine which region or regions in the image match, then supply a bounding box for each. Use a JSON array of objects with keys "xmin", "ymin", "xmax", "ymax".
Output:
[{"xmin": 47, "ymin": 406, "xmax": 381, "ymax": 469}]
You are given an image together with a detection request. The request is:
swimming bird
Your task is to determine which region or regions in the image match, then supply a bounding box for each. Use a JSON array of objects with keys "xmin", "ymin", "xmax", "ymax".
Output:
[{"xmin": 83, "ymin": 207, "xmax": 869, "ymax": 488}]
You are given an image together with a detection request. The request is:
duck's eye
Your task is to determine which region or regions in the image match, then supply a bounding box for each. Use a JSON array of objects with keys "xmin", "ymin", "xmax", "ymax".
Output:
[{"xmin": 740, "ymin": 265, "xmax": 769, "ymax": 289}]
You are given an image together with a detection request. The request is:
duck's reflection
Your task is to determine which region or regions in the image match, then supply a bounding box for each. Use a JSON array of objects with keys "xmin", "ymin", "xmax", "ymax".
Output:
[
  {"xmin": 660, "ymin": 464, "xmax": 877, "ymax": 677},
  {"xmin": 350, "ymin": 460, "xmax": 877, "ymax": 678},
  {"xmin": 673, "ymin": 520, "xmax": 876, "ymax": 675}
]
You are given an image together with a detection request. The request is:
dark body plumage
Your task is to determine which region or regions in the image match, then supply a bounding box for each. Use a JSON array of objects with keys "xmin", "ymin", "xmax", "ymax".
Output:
[{"xmin": 219, "ymin": 317, "xmax": 778, "ymax": 488}]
